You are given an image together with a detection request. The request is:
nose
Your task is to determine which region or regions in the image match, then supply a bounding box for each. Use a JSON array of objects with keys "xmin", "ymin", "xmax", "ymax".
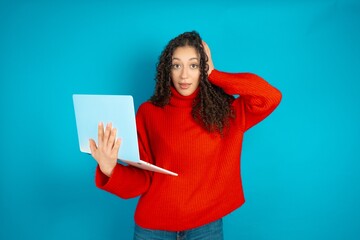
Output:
[{"xmin": 180, "ymin": 66, "xmax": 188, "ymax": 79}]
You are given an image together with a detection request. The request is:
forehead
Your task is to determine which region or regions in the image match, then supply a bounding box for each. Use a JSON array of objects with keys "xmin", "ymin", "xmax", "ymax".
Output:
[{"xmin": 172, "ymin": 46, "xmax": 199, "ymax": 60}]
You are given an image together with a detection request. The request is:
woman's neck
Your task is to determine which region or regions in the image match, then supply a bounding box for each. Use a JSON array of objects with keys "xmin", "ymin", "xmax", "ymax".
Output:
[{"xmin": 168, "ymin": 86, "xmax": 199, "ymax": 108}]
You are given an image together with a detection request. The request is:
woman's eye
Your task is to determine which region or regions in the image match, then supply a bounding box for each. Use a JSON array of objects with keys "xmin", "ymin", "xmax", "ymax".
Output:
[
  {"xmin": 190, "ymin": 64, "xmax": 199, "ymax": 69},
  {"xmin": 172, "ymin": 64, "xmax": 181, "ymax": 69}
]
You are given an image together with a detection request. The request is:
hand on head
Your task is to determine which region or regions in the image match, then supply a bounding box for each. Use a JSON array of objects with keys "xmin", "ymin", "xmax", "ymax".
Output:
[{"xmin": 202, "ymin": 41, "xmax": 214, "ymax": 75}]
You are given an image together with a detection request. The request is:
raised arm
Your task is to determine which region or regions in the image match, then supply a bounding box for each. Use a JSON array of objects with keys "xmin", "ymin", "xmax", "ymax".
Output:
[{"xmin": 203, "ymin": 41, "xmax": 282, "ymax": 131}]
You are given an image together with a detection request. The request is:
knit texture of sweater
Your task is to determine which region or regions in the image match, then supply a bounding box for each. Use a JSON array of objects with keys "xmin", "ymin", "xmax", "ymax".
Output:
[{"xmin": 95, "ymin": 69, "xmax": 282, "ymax": 231}]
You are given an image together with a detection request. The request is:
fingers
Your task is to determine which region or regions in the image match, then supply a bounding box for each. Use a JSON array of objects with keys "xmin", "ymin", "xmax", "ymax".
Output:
[
  {"xmin": 202, "ymin": 40, "xmax": 214, "ymax": 75},
  {"xmin": 89, "ymin": 138, "xmax": 97, "ymax": 155},
  {"xmin": 107, "ymin": 127, "xmax": 117, "ymax": 150},
  {"xmin": 97, "ymin": 122, "xmax": 119, "ymax": 151},
  {"xmin": 202, "ymin": 41, "xmax": 210, "ymax": 55},
  {"xmin": 103, "ymin": 122, "xmax": 112, "ymax": 147},
  {"xmin": 98, "ymin": 122, "xmax": 104, "ymax": 147},
  {"xmin": 112, "ymin": 138, "xmax": 122, "ymax": 157},
  {"xmin": 91, "ymin": 123, "xmax": 120, "ymax": 169}
]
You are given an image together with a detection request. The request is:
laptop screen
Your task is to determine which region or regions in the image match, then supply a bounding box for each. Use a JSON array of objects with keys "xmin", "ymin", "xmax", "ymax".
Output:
[{"xmin": 73, "ymin": 94, "xmax": 140, "ymax": 163}]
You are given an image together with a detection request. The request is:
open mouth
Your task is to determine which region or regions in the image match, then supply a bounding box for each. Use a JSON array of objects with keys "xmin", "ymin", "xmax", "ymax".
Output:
[{"xmin": 179, "ymin": 83, "xmax": 191, "ymax": 89}]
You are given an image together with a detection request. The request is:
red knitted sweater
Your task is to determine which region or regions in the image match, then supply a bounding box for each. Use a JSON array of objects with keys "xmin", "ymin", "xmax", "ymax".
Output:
[{"xmin": 95, "ymin": 69, "xmax": 282, "ymax": 231}]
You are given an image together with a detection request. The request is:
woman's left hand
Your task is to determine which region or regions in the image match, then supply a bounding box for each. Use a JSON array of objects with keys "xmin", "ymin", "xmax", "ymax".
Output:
[{"xmin": 202, "ymin": 41, "xmax": 214, "ymax": 75}]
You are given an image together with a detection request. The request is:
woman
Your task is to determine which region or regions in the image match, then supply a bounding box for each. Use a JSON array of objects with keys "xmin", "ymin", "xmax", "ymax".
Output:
[{"xmin": 89, "ymin": 31, "xmax": 282, "ymax": 239}]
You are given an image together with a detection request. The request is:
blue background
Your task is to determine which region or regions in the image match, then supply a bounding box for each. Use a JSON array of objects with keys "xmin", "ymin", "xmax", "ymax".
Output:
[{"xmin": 1, "ymin": 0, "xmax": 359, "ymax": 239}]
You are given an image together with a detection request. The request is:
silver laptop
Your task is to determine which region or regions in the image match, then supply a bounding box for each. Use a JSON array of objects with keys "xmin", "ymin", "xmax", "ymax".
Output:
[{"xmin": 73, "ymin": 94, "xmax": 178, "ymax": 176}]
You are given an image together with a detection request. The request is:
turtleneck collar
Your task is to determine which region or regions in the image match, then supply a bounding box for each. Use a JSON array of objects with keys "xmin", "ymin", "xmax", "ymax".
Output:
[{"xmin": 169, "ymin": 86, "xmax": 199, "ymax": 108}]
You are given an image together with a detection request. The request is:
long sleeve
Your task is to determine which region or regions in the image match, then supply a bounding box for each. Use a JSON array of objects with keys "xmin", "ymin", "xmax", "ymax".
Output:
[
  {"xmin": 208, "ymin": 69, "xmax": 282, "ymax": 131},
  {"xmin": 95, "ymin": 163, "xmax": 151, "ymax": 199},
  {"xmin": 94, "ymin": 106, "xmax": 153, "ymax": 199}
]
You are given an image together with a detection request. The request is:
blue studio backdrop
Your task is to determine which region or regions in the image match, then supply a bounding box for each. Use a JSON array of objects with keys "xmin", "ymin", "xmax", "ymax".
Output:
[{"xmin": 1, "ymin": 0, "xmax": 359, "ymax": 239}]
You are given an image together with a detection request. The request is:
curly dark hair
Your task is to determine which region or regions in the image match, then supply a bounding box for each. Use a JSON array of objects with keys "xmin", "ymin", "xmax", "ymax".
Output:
[{"xmin": 150, "ymin": 31, "xmax": 235, "ymax": 135}]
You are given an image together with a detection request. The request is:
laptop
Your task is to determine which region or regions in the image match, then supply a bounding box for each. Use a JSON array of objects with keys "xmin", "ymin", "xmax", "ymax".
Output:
[{"xmin": 73, "ymin": 94, "xmax": 178, "ymax": 176}]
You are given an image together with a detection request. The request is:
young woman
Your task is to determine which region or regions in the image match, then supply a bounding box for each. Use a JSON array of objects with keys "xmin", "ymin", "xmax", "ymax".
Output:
[{"xmin": 89, "ymin": 31, "xmax": 282, "ymax": 239}]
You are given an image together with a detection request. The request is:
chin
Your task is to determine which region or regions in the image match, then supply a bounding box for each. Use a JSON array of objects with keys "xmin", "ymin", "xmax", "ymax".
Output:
[{"xmin": 179, "ymin": 89, "xmax": 194, "ymax": 96}]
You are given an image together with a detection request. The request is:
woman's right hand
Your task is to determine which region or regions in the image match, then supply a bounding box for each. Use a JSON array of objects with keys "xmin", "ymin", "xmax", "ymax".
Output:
[
  {"xmin": 89, "ymin": 122, "xmax": 121, "ymax": 177},
  {"xmin": 202, "ymin": 41, "xmax": 214, "ymax": 75}
]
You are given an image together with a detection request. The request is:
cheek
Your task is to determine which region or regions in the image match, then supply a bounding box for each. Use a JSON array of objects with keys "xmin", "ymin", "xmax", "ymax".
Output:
[
  {"xmin": 170, "ymin": 71, "xmax": 178, "ymax": 81},
  {"xmin": 194, "ymin": 72, "xmax": 201, "ymax": 84},
  {"xmin": 195, "ymin": 79, "xmax": 200, "ymax": 87}
]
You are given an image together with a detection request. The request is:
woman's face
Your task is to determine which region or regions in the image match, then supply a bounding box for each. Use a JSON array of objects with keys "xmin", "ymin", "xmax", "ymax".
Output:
[{"xmin": 170, "ymin": 46, "xmax": 201, "ymax": 96}]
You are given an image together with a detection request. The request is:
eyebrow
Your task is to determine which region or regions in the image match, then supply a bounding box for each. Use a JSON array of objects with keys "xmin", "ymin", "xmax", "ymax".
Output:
[{"xmin": 172, "ymin": 57, "xmax": 199, "ymax": 61}]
